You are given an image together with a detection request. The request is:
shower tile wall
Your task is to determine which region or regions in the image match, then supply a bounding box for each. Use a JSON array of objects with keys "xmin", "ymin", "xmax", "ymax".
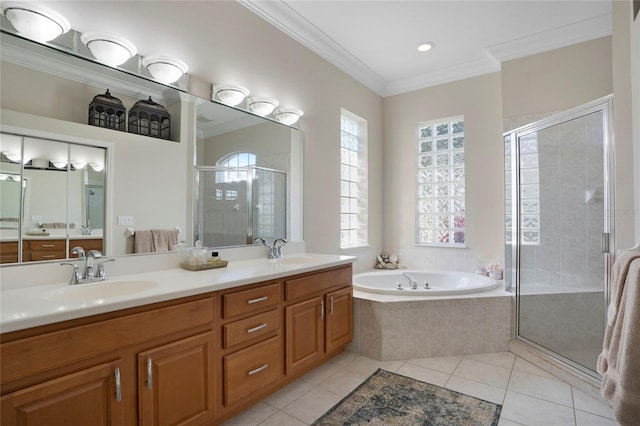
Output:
[{"xmin": 520, "ymin": 112, "xmax": 605, "ymax": 291}]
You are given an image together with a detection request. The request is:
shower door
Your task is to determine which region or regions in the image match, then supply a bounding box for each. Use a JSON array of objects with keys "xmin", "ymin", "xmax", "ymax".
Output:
[{"xmin": 506, "ymin": 96, "xmax": 613, "ymax": 375}]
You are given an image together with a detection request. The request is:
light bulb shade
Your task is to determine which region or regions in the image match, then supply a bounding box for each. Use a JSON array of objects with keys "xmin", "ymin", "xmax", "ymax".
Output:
[
  {"xmin": 248, "ymin": 97, "xmax": 279, "ymax": 117},
  {"xmin": 276, "ymin": 108, "xmax": 304, "ymax": 126},
  {"xmin": 142, "ymin": 55, "xmax": 188, "ymax": 84},
  {"xmin": 2, "ymin": 2, "xmax": 70, "ymax": 42},
  {"xmin": 71, "ymin": 161, "xmax": 86, "ymax": 170},
  {"xmin": 89, "ymin": 163, "xmax": 104, "ymax": 172},
  {"xmin": 3, "ymin": 152, "xmax": 22, "ymax": 162},
  {"xmin": 51, "ymin": 160, "xmax": 67, "ymax": 169},
  {"xmin": 81, "ymin": 32, "xmax": 137, "ymax": 66},
  {"xmin": 213, "ymin": 84, "xmax": 249, "ymax": 106}
]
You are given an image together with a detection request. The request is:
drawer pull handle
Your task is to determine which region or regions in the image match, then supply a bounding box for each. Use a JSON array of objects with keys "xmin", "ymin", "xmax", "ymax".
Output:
[
  {"xmin": 147, "ymin": 358, "xmax": 153, "ymax": 390},
  {"xmin": 320, "ymin": 299, "xmax": 324, "ymax": 320},
  {"xmin": 247, "ymin": 323, "xmax": 268, "ymax": 334},
  {"xmin": 42, "ymin": 255, "xmax": 56, "ymax": 258},
  {"xmin": 330, "ymin": 296, "xmax": 334, "ymax": 315},
  {"xmin": 248, "ymin": 364, "xmax": 269, "ymax": 376},
  {"xmin": 115, "ymin": 368, "xmax": 122, "ymax": 402},
  {"xmin": 41, "ymin": 244, "xmax": 56, "ymax": 248},
  {"xmin": 248, "ymin": 296, "xmax": 268, "ymax": 304}
]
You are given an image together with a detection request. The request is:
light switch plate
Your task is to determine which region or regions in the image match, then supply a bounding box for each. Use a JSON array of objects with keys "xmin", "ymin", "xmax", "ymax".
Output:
[{"xmin": 117, "ymin": 216, "xmax": 133, "ymax": 226}]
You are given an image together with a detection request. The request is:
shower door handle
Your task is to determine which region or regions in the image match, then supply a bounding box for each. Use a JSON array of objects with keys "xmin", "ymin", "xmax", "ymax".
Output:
[{"xmin": 601, "ymin": 232, "xmax": 610, "ymax": 253}]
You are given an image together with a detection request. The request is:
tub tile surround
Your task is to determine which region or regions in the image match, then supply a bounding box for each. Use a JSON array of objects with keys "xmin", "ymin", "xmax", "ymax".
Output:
[
  {"xmin": 348, "ymin": 292, "xmax": 512, "ymax": 360},
  {"xmin": 221, "ymin": 351, "xmax": 616, "ymax": 426}
]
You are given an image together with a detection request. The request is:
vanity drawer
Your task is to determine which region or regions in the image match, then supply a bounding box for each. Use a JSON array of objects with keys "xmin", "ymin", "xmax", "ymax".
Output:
[
  {"xmin": 223, "ymin": 309, "xmax": 280, "ymax": 349},
  {"xmin": 26, "ymin": 239, "xmax": 66, "ymax": 251},
  {"xmin": 0, "ymin": 241, "xmax": 19, "ymax": 264},
  {"xmin": 69, "ymin": 238, "xmax": 103, "ymax": 255},
  {"xmin": 223, "ymin": 336, "xmax": 282, "ymax": 406},
  {"xmin": 222, "ymin": 283, "xmax": 280, "ymax": 319},
  {"xmin": 285, "ymin": 265, "xmax": 352, "ymax": 301},
  {"xmin": 28, "ymin": 250, "xmax": 66, "ymax": 261}
]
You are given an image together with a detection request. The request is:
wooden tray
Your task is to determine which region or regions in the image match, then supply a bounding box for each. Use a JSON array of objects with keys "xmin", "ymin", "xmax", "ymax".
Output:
[{"xmin": 180, "ymin": 260, "xmax": 228, "ymax": 271}]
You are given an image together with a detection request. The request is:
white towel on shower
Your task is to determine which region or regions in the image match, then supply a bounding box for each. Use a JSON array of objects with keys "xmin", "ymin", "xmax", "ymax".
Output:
[{"xmin": 597, "ymin": 252, "xmax": 640, "ymax": 425}]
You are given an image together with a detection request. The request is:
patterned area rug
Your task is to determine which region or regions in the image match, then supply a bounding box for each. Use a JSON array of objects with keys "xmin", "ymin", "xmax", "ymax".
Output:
[{"xmin": 313, "ymin": 369, "xmax": 502, "ymax": 426}]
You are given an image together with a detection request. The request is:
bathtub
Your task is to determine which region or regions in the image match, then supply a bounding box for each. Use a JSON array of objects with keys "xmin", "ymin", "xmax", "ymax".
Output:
[{"xmin": 353, "ymin": 269, "xmax": 499, "ymax": 296}]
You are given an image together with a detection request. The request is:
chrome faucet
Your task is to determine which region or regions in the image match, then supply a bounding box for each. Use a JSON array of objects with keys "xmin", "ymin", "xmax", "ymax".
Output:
[
  {"xmin": 403, "ymin": 272, "xmax": 419, "ymax": 289},
  {"xmin": 254, "ymin": 237, "xmax": 287, "ymax": 259},
  {"xmin": 62, "ymin": 248, "xmax": 114, "ymax": 285},
  {"xmin": 81, "ymin": 225, "xmax": 92, "ymax": 235}
]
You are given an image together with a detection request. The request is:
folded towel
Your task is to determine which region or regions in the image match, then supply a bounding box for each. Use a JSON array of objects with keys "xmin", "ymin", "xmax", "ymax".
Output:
[
  {"xmin": 151, "ymin": 229, "xmax": 179, "ymax": 252},
  {"xmin": 597, "ymin": 252, "xmax": 640, "ymax": 425},
  {"xmin": 134, "ymin": 230, "xmax": 154, "ymax": 253}
]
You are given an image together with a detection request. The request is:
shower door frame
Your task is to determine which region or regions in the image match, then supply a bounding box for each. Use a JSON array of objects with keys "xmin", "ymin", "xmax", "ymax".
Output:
[{"xmin": 506, "ymin": 95, "xmax": 615, "ymax": 378}]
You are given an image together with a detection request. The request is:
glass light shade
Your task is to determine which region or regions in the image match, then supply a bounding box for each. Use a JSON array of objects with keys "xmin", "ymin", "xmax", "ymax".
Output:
[
  {"xmin": 3, "ymin": 152, "xmax": 22, "ymax": 162},
  {"xmin": 213, "ymin": 84, "xmax": 249, "ymax": 106},
  {"xmin": 142, "ymin": 55, "xmax": 188, "ymax": 84},
  {"xmin": 248, "ymin": 97, "xmax": 279, "ymax": 117},
  {"xmin": 89, "ymin": 163, "xmax": 104, "ymax": 172},
  {"xmin": 417, "ymin": 41, "xmax": 435, "ymax": 52},
  {"xmin": 71, "ymin": 161, "xmax": 86, "ymax": 170},
  {"xmin": 275, "ymin": 108, "xmax": 304, "ymax": 126},
  {"xmin": 2, "ymin": 2, "xmax": 70, "ymax": 42},
  {"xmin": 81, "ymin": 32, "xmax": 137, "ymax": 67},
  {"xmin": 51, "ymin": 160, "xmax": 67, "ymax": 169}
]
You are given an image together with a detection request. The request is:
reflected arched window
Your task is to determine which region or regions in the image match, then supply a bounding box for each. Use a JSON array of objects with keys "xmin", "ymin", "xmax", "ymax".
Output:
[{"xmin": 216, "ymin": 152, "xmax": 256, "ymax": 183}]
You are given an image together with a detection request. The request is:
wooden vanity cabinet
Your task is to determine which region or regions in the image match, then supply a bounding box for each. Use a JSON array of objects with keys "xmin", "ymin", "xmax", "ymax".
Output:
[
  {"xmin": 284, "ymin": 265, "xmax": 353, "ymax": 376},
  {"xmin": 0, "ymin": 295, "xmax": 216, "ymax": 426},
  {"xmin": 217, "ymin": 281, "xmax": 284, "ymax": 417},
  {"xmin": 69, "ymin": 238, "xmax": 103, "ymax": 256},
  {"xmin": 23, "ymin": 239, "xmax": 66, "ymax": 261},
  {"xmin": 0, "ymin": 241, "xmax": 19, "ymax": 264}
]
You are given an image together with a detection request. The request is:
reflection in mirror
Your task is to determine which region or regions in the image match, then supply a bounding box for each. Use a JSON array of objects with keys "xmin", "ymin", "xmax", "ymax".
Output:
[
  {"xmin": 195, "ymin": 101, "xmax": 297, "ymax": 248},
  {"xmin": 0, "ymin": 132, "xmax": 106, "ymax": 263}
]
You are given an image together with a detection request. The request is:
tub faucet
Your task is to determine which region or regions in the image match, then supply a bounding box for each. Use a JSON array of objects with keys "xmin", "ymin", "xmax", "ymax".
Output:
[{"xmin": 402, "ymin": 272, "xmax": 419, "ymax": 289}]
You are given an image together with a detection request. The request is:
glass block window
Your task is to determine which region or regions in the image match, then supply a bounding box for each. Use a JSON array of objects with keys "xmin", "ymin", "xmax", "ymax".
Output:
[
  {"xmin": 518, "ymin": 133, "xmax": 540, "ymax": 245},
  {"xmin": 416, "ymin": 116, "xmax": 465, "ymax": 246},
  {"xmin": 340, "ymin": 109, "xmax": 368, "ymax": 249}
]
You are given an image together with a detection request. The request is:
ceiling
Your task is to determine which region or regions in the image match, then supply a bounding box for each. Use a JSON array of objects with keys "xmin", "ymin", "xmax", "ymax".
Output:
[{"xmin": 38, "ymin": 1, "xmax": 612, "ymax": 97}]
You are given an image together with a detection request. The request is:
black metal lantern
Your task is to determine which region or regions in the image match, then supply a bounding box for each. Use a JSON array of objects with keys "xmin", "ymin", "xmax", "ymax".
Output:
[
  {"xmin": 88, "ymin": 89, "xmax": 126, "ymax": 131},
  {"xmin": 128, "ymin": 97, "xmax": 171, "ymax": 140}
]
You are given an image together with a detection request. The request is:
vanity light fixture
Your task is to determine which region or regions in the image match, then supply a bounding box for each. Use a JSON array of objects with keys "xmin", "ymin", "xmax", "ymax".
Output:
[
  {"xmin": 1, "ymin": 2, "xmax": 70, "ymax": 42},
  {"xmin": 275, "ymin": 107, "xmax": 304, "ymax": 126},
  {"xmin": 248, "ymin": 97, "xmax": 279, "ymax": 117},
  {"xmin": 142, "ymin": 55, "xmax": 188, "ymax": 84},
  {"xmin": 81, "ymin": 32, "xmax": 137, "ymax": 67},
  {"xmin": 3, "ymin": 152, "xmax": 22, "ymax": 163},
  {"xmin": 213, "ymin": 84, "xmax": 250, "ymax": 107},
  {"xmin": 51, "ymin": 160, "xmax": 68, "ymax": 169},
  {"xmin": 417, "ymin": 41, "xmax": 435, "ymax": 52},
  {"xmin": 89, "ymin": 163, "xmax": 104, "ymax": 172},
  {"xmin": 71, "ymin": 161, "xmax": 86, "ymax": 170}
]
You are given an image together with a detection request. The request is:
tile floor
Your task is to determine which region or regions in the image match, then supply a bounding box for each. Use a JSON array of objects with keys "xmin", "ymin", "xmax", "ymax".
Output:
[{"xmin": 222, "ymin": 351, "xmax": 618, "ymax": 426}]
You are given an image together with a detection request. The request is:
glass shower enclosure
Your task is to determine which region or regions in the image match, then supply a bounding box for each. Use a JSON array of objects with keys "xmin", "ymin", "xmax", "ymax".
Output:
[
  {"xmin": 505, "ymin": 96, "xmax": 614, "ymax": 376},
  {"xmin": 195, "ymin": 166, "xmax": 287, "ymax": 247}
]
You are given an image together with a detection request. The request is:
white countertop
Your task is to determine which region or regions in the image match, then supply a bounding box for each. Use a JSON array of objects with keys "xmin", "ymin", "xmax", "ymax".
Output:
[{"xmin": 0, "ymin": 253, "xmax": 355, "ymax": 334}]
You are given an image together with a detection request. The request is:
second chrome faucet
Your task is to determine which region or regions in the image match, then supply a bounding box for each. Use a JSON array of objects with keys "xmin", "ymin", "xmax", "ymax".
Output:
[
  {"xmin": 254, "ymin": 237, "xmax": 287, "ymax": 259},
  {"xmin": 61, "ymin": 247, "xmax": 114, "ymax": 285}
]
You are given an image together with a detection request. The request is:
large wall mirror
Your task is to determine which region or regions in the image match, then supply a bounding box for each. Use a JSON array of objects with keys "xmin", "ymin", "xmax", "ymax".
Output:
[{"xmin": 0, "ymin": 28, "xmax": 302, "ymax": 265}]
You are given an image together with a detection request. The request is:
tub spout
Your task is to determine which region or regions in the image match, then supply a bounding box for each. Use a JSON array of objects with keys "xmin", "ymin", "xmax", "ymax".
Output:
[{"xmin": 402, "ymin": 272, "xmax": 419, "ymax": 290}]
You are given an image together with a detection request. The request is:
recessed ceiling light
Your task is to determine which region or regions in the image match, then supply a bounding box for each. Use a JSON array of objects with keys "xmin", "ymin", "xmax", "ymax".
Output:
[{"xmin": 417, "ymin": 42, "xmax": 435, "ymax": 53}]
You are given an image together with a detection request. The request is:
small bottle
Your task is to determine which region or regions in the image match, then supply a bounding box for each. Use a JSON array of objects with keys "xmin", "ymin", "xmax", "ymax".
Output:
[{"xmin": 209, "ymin": 251, "xmax": 220, "ymax": 263}]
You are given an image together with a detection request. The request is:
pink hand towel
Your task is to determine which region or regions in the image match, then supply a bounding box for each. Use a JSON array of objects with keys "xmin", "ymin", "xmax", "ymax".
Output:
[{"xmin": 597, "ymin": 252, "xmax": 640, "ymax": 425}]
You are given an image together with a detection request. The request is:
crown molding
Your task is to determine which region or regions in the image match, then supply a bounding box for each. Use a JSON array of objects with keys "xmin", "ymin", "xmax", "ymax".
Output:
[
  {"xmin": 239, "ymin": 0, "xmax": 387, "ymax": 96},
  {"xmin": 487, "ymin": 13, "xmax": 612, "ymax": 62},
  {"xmin": 384, "ymin": 55, "xmax": 501, "ymax": 97}
]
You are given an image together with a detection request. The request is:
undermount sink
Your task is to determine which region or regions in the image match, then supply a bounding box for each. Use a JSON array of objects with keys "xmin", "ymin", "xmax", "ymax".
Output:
[
  {"xmin": 273, "ymin": 256, "xmax": 317, "ymax": 265},
  {"xmin": 44, "ymin": 280, "xmax": 158, "ymax": 302}
]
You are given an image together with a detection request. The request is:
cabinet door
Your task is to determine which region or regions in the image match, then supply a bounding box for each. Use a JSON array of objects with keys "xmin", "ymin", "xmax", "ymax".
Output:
[
  {"xmin": 0, "ymin": 360, "xmax": 125, "ymax": 426},
  {"xmin": 285, "ymin": 296, "xmax": 325, "ymax": 375},
  {"xmin": 326, "ymin": 287, "xmax": 353, "ymax": 354},
  {"xmin": 138, "ymin": 332, "xmax": 215, "ymax": 426}
]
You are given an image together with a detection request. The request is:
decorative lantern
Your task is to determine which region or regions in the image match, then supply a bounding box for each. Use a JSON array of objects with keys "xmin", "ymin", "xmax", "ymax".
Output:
[
  {"xmin": 88, "ymin": 89, "xmax": 126, "ymax": 131},
  {"xmin": 128, "ymin": 97, "xmax": 171, "ymax": 140}
]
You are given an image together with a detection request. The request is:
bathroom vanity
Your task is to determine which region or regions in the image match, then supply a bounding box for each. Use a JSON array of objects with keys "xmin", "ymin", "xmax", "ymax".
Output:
[{"xmin": 0, "ymin": 255, "xmax": 354, "ymax": 425}]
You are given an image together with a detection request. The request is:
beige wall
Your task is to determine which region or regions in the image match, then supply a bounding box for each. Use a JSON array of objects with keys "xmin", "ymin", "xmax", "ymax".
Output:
[
  {"xmin": 383, "ymin": 72, "xmax": 504, "ymax": 270},
  {"xmin": 501, "ymin": 37, "xmax": 613, "ymax": 126},
  {"xmin": 612, "ymin": 1, "xmax": 637, "ymax": 250},
  {"xmin": 631, "ymin": 4, "xmax": 640, "ymax": 243}
]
